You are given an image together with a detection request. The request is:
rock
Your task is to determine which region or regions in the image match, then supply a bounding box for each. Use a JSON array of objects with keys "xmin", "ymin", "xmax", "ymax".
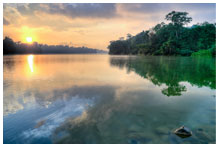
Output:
[{"xmin": 174, "ymin": 126, "xmax": 192, "ymax": 138}]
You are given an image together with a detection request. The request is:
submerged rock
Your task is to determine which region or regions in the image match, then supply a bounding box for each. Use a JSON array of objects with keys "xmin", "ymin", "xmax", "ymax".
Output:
[{"xmin": 174, "ymin": 126, "xmax": 192, "ymax": 138}]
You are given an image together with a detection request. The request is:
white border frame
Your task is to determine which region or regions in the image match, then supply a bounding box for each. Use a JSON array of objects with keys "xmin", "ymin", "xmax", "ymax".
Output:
[{"xmin": 1, "ymin": 0, "xmax": 218, "ymax": 146}]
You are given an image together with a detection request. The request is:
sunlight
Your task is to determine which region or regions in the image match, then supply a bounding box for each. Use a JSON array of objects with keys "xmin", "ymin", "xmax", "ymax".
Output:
[
  {"xmin": 26, "ymin": 37, "xmax": 32, "ymax": 43},
  {"xmin": 28, "ymin": 55, "xmax": 34, "ymax": 72}
]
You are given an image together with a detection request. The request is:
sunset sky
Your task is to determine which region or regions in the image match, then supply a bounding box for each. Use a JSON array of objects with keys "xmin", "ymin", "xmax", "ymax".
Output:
[{"xmin": 3, "ymin": 3, "xmax": 216, "ymax": 50}]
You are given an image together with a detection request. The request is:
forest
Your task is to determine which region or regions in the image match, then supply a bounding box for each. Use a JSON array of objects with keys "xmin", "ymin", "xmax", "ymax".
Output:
[
  {"xmin": 3, "ymin": 37, "xmax": 107, "ymax": 55},
  {"xmin": 108, "ymin": 11, "xmax": 216, "ymax": 57}
]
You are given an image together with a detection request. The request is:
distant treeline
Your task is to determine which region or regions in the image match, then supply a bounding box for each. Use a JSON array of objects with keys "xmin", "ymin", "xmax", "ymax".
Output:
[
  {"xmin": 108, "ymin": 11, "xmax": 216, "ymax": 57},
  {"xmin": 3, "ymin": 37, "xmax": 107, "ymax": 55}
]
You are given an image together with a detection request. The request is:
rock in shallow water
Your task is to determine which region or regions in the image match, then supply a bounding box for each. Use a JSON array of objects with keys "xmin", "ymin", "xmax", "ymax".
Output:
[{"xmin": 174, "ymin": 126, "xmax": 192, "ymax": 138}]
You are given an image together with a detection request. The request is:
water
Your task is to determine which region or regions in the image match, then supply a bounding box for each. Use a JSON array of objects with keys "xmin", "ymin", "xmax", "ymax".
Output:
[{"xmin": 3, "ymin": 55, "xmax": 216, "ymax": 144}]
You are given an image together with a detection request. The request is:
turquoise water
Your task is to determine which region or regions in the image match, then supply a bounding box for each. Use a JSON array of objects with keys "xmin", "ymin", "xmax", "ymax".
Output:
[{"xmin": 3, "ymin": 55, "xmax": 216, "ymax": 144}]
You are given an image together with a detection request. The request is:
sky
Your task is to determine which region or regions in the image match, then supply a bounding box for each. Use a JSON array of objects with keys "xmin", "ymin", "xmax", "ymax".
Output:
[{"xmin": 3, "ymin": 3, "xmax": 216, "ymax": 50}]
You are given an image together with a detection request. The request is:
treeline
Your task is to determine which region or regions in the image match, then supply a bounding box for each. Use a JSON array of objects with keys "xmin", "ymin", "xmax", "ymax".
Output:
[
  {"xmin": 3, "ymin": 37, "xmax": 107, "ymax": 55},
  {"xmin": 108, "ymin": 11, "xmax": 216, "ymax": 57}
]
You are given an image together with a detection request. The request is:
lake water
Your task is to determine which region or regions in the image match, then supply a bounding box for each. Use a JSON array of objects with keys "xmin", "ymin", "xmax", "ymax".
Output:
[{"xmin": 3, "ymin": 55, "xmax": 216, "ymax": 144}]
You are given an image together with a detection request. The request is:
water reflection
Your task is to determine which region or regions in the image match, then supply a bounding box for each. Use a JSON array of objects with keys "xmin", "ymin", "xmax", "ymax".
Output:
[
  {"xmin": 28, "ymin": 55, "xmax": 34, "ymax": 73},
  {"xmin": 52, "ymin": 82, "xmax": 215, "ymax": 144},
  {"xmin": 110, "ymin": 56, "xmax": 216, "ymax": 97},
  {"xmin": 3, "ymin": 55, "xmax": 216, "ymax": 144}
]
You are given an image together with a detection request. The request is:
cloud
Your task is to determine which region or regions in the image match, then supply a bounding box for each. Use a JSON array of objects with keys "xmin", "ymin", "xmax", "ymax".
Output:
[
  {"xmin": 118, "ymin": 3, "xmax": 167, "ymax": 13},
  {"xmin": 16, "ymin": 3, "xmax": 117, "ymax": 19},
  {"xmin": 4, "ymin": 3, "xmax": 216, "ymax": 22},
  {"xmin": 4, "ymin": 3, "xmax": 118, "ymax": 32},
  {"xmin": 3, "ymin": 17, "xmax": 10, "ymax": 25},
  {"xmin": 117, "ymin": 3, "xmax": 216, "ymax": 23},
  {"xmin": 118, "ymin": 3, "xmax": 215, "ymax": 14}
]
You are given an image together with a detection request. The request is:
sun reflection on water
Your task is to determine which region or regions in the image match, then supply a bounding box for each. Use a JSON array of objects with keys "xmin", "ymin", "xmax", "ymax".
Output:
[{"xmin": 28, "ymin": 55, "xmax": 34, "ymax": 73}]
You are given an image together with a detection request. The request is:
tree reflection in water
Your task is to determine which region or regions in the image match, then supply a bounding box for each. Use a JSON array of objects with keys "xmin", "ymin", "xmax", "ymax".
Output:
[{"xmin": 110, "ymin": 56, "xmax": 215, "ymax": 97}]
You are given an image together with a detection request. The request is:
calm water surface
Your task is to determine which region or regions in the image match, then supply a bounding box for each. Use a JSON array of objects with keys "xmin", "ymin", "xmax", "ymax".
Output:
[{"xmin": 3, "ymin": 55, "xmax": 216, "ymax": 144}]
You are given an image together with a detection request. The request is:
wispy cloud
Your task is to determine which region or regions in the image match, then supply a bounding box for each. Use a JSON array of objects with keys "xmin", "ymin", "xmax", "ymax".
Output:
[{"xmin": 15, "ymin": 3, "xmax": 117, "ymax": 19}]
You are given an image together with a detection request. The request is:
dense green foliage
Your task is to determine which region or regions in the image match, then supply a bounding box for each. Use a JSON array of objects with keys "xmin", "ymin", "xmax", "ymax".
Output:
[
  {"xmin": 108, "ymin": 11, "xmax": 216, "ymax": 57},
  {"xmin": 110, "ymin": 56, "xmax": 216, "ymax": 96}
]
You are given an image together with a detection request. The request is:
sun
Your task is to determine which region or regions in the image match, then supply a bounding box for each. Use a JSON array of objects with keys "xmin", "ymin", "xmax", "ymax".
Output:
[{"xmin": 26, "ymin": 37, "xmax": 32, "ymax": 43}]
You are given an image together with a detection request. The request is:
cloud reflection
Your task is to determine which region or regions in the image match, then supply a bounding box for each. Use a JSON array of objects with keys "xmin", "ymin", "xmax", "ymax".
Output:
[{"xmin": 21, "ymin": 96, "xmax": 94, "ymax": 140}]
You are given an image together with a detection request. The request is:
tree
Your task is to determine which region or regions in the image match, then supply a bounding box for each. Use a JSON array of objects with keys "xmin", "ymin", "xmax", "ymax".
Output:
[
  {"xmin": 165, "ymin": 11, "xmax": 192, "ymax": 39},
  {"xmin": 165, "ymin": 11, "xmax": 192, "ymax": 26},
  {"xmin": 3, "ymin": 37, "xmax": 16, "ymax": 54},
  {"xmin": 126, "ymin": 33, "xmax": 132, "ymax": 40}
]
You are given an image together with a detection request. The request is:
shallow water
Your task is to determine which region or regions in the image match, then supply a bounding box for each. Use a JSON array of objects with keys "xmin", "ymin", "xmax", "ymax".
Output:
[{"xmin": 3, "ymin": 55, "xmax": 216, "ymax": 144}]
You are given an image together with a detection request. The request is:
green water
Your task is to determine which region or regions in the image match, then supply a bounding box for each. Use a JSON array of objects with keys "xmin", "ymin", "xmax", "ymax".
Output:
[{"xmin": 3, "ymin": 55, "xmax": 216, "ymax": 144}]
